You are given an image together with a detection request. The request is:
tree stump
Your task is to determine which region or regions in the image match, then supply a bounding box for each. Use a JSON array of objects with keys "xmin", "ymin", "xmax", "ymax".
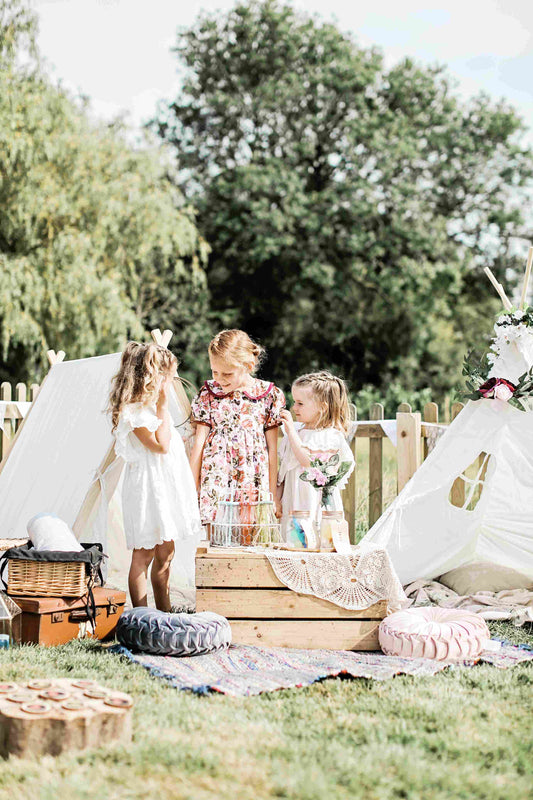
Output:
[{"xmin": 0, "ymin": 679, "xmax": 133, "ymax": 758}]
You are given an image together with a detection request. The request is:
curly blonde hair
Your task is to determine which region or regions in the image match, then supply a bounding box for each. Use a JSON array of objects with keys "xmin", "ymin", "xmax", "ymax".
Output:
[
  {"xmin": 292, "ymin": 371, "xmax": 350, "ymax": 433},
  {"xmin": 208, "ymin": 329, "xmax": 264, "ymax": 373},
  {"xmin": 108, "ymin": 342, "xmax": 177, "ymax": 432}
]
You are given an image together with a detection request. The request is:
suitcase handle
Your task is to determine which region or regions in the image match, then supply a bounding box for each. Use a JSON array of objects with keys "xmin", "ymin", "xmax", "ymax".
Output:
[{"xmin": 68, "ymin": 608, "xmax": 102, "ymax": 623}]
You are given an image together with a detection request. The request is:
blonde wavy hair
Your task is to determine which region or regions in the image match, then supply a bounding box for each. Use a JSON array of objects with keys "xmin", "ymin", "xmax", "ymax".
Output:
[
  {"xmin": 208, "ymin": 329, "xmax": 265, "ymax": 373},
  {"xmin": 108, "ymin": 342, "xmax": 177, "ymax": 432},
  {"xmin": 292, "ymin": 371, "xmax": 350, "ymax": 433}
]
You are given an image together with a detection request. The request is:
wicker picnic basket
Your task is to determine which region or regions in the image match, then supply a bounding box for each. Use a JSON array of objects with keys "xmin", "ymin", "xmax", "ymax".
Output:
[
  {"xmin": 7, "ymin": 559, "xmax": 87, "ymax": 597},
  {"xmin": 0, "ymin": 543, "xmax": 104, "ymax": 598}
]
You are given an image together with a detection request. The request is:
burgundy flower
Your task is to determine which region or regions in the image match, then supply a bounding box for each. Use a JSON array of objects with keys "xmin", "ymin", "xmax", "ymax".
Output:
[{"xmin": 478, "ymin": 377, "xmax": 516, "ymax": 400}]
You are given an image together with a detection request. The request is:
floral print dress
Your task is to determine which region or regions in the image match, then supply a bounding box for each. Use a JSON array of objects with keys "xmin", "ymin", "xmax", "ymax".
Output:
[{"xmin": 191, "ymin": 379, "xmax": 285, "ymax": 524}]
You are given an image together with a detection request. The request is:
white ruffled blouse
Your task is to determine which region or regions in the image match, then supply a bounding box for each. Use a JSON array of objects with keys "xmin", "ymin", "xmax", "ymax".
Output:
[
  {"xmin": 278, "ymin": 424, "xmax": 355, "ymax": 532},
  {"xmin": 114, "ymin": 403, "xmax": 202, "ymax": 550}
]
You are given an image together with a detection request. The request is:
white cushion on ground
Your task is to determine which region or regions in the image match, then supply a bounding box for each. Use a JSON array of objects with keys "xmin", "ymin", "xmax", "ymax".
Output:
[
  {"xmin": 439, "ymin": 562, "xmax": 533, "ymax": 595},
  {"xmin": 27, "ymin": 513, "xmax": 83, "ymax": 552}
]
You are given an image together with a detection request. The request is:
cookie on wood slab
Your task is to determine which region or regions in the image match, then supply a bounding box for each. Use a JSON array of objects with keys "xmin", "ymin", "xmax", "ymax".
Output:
[{"xmin": 0, "ymin": 678, "xmax": 133, "ymax": 758}]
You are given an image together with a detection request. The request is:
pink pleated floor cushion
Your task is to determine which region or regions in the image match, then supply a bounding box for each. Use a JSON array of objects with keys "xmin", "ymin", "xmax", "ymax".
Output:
[{"xmin": 379, "ymin": 607, "xmax": 490, "ymax": 661}]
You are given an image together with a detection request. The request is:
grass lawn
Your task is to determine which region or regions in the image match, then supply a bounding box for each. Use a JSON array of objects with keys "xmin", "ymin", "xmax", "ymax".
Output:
[{"xmin": 0, "ymin": 620, "xmax": 531, "ymax": 800}]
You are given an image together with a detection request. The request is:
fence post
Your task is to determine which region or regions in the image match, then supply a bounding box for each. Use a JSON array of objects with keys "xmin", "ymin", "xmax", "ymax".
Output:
[
  {"xmin": 397, "ymin": 411, "xmax": 421, "ymax": 493},
  {"xmin": 450, "ymin": 402, "xmax": 465, "ymax": 507},
  {"xmin": 397, "ymin": 402, "xmax": 412, "ymax": 413},
  {"xmin": 368, "ymin": 403, "xmax": 384, "ymax": 528},
  {"xmin": 14, "ymin": 383, "xmax": 27, "ymax": 436},
  {"xmin": 1, "ymin": 382, "xmax": 12, "ymax": 461},
  {"xmin": 30, "ymin": 384, "xmax": 40, "ymax": 401},
  {"xmin": 344, "ymin": 404, "xmax": 357, "ymax": 543},
  {"xmin": 423, "ymin": 402, "xmax": 439, "ymax": 459}
]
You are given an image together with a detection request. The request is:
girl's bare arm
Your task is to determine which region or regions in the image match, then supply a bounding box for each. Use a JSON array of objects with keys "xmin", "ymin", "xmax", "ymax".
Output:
[
  {"xmin": 133, "ymin": 378, "xmax": 173, "ymax": 454},
  {"xmin": 189, "ymin": 423, "xmax": 210, "ymax": 491},
  {"xmin": 279, "ymin": 409, "xmax": 311, "ymax": 468}
]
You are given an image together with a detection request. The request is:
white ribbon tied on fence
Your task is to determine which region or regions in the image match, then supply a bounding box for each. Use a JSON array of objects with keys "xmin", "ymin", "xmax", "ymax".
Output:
[
  {"xmin": 347, "ymin": 420, "xmax": 447, "ymax": 452},
  {"xmin": 0, "ymin": 401, "xmax": 32, "ymax": 432}
]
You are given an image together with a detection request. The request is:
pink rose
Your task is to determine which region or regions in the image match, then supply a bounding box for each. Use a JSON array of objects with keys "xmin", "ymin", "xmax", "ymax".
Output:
[
  {"xmin": 309, "ymin": 467, "xmax": 327, "ymax": 486},
  {"xmin": 493, "ymin": 383, "xmax": 514, "ymax": 401}
]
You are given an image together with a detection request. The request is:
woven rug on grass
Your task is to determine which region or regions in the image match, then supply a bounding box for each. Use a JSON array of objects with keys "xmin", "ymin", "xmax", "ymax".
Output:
[{"xmin": 110, "ymin": 641, "xmax": 533, "ymax": 697}]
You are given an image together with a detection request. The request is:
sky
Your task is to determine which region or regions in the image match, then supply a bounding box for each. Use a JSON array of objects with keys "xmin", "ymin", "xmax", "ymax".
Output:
[{"xmin": 31, "ymin": 0, "xmax": 533, "ymax": 144}]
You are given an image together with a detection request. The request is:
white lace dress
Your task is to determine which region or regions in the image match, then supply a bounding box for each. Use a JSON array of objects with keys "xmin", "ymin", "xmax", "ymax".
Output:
[
  {"xmin": 278, "ymin": 424, "xmax": 355, "ymax": 536},
  {"xmin": 114, "ymin": 403, "xmax": 202, "ymax": 550}
]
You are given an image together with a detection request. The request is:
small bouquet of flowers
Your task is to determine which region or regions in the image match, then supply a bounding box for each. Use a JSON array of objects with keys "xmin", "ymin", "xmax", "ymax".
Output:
[{"xmin": 299, "ymin": 454, "xmax": 352, "ymax": 509}]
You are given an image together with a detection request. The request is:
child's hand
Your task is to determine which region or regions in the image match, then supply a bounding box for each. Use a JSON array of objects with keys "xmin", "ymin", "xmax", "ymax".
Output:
[
  {"xmin": 157, "ymin": 374, "xmax": 173, "ymax": 405},
  {"xmin": 274, "ymin": 498, "xmax": 283, "ymax": 519},
  {"xmin": 280, "ymin": 409, "xmax": 295, "ymax": 432}
]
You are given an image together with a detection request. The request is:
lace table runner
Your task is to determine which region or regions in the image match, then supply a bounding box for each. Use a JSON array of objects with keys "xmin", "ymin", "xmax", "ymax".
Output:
[{"xmin": 263, "ymin": 542, "xmax": 406, "ymax": 613}]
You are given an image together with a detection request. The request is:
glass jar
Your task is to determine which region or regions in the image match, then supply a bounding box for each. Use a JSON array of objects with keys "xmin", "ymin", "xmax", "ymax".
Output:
[
  {"xmin": 287, "ymin": 510, "xmax": 318, "ymax": 550},
  {"xmin": 320, "ymin": 510, "xmax": 345, "ymax": 552}
]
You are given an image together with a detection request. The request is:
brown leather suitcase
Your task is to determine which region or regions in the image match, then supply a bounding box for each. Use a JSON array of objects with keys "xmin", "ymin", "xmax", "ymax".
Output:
[{"xmin": 13, "ymin": 587, "xmax": 127, "ymax": 646}]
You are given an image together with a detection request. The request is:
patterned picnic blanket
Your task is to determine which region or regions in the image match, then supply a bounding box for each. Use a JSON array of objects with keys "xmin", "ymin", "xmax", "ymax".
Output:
[{"xmin": 112, "ymin": 640, "xmax": 533, "ymax": 697}]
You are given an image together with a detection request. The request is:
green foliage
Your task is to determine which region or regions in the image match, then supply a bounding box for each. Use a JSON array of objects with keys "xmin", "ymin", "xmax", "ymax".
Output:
[
  {"xmin": 461, "ymin": 350, "xmax": 493, "ymax": 399},
  {"xmin": 155, "ymin": 0, "xmax": 533, "ymax": 396},
  {"xmin": 0, "ymin": 0, "xmax": 210, "ymax": 384},
  {"xmin": 352, "ymin": 383, "xmax": 435, "ymax": 419},
  {"xmin": 0, "ymin": 0, "xmax": 37, "ymax": 67}
]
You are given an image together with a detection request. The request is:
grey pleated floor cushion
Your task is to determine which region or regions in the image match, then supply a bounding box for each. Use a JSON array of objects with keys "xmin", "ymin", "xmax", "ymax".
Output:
[{"xmin": 116, "ymin": 608, "xmax": 232, "ymax": 656}]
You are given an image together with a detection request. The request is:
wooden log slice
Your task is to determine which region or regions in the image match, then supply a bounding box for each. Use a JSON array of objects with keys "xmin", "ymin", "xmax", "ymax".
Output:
[{"xmin": 0, "ymin": 679, "xmax": 133, "ymax": 758}]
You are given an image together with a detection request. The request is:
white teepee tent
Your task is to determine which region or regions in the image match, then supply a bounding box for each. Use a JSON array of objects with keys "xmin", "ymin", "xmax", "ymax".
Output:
[
  {"xmin": 363, "ymin": 398, "xmax": 533, "ymax": 584},
  {"xmin": 0, "ymin": 332, "xmax": 199, "ymax": 594},
  {"xmin": 364, "ymin": 249, "xmax": 533, "ymax": 585}
]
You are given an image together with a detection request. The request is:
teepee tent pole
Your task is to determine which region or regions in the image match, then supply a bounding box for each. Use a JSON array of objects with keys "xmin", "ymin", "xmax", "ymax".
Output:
[
  {"xmin": 483, "ymin": 267, "xmax": 513, "ymax": 311},
  {"xmin": 519, "ymin": 246, "xmax": 533, "ymax": 310},
  {"xmin": 46, "ymin": 350, "xmax": 66, "ymax": 366},
  {"xmin": 150, "ymin": 329, "xmax": 192, "ymax": 418}
]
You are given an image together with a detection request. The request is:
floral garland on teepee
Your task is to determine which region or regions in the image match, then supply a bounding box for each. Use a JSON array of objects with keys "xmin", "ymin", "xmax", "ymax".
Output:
[{"xmin": 462, "ymin": 307, "xmax": 533, "ymax": 408}]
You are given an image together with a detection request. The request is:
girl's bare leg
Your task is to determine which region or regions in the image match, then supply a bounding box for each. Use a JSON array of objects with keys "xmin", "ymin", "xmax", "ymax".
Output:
[
  {"xmin": 129, "ymin": 548, "xmax": 155, "ymax": 607},
  {"xmin": 151, "ymin": 540, "xmax": 175, "ymax": 611}
]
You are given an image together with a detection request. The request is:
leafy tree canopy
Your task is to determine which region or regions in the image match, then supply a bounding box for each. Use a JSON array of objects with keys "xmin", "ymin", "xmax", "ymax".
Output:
[
  {"xmin": 0, "ymin": 0, "xmax": 210, "ymax": 384},
  {"xmin": 155, "ymin": 0, "xmax": 533, "ymax": 399}
]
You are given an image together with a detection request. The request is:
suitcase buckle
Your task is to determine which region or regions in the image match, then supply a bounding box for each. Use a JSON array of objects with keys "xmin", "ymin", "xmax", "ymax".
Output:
[
  {"xmin": 52, "ymin": 612, "xmax": 64, "ymax": 624},
  {"xmin": 107, "ymin": 603, "xmax": 118, "ymax": 616}
]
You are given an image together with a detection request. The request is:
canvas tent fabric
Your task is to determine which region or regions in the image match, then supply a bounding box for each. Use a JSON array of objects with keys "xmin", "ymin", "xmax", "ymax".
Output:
[
  {"xmin": 363, "ymin": 399, "xmax": 533, "ymax": 585},
  {"xmin": 0, "ymin": 353, "xmax": 199, "ymax": 592}
]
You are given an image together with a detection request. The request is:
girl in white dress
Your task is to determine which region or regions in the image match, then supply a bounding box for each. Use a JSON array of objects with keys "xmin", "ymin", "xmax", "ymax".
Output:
[
  {"xmin": 278, "ymin": 371, "xmax": 355, "ymax": 538},
  {"xmin": 108, "ymin": 342, "xmax": 201, "ymax": 610}
]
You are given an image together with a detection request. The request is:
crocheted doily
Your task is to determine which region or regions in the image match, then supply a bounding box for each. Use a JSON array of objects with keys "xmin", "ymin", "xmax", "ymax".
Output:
[{"xmin": 264, "ymin": 543, "xmax": 406, "ymax": 612}]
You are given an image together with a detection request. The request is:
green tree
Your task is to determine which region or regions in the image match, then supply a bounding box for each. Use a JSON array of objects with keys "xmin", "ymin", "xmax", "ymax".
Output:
[
  {"xmin": 0, "ymin": 0, "xmax": 210, "ymax": 384},
  {"xmin": 155, "ymin": 0, "xmax": 533, "ymax": 398}
]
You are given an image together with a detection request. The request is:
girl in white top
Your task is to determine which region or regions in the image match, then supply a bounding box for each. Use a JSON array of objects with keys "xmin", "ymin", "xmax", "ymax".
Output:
[
  {"xmin": 278, "ymin": 371, "xmax": 355, "ymax": 537},
  {"xmin": 109, "ymin": 342, "xmax": 201, "ymax": 611}
]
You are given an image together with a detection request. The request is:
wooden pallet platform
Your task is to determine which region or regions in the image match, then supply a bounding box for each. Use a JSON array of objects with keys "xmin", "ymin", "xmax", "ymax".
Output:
[{"xmin": 195, "ymin": 546, "xmax": 386, "ymax": 651}]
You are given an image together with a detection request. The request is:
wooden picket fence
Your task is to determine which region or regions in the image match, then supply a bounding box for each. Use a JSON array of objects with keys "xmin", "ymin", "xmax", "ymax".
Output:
[
  {"xmin": 0, "ymin": 382, "xmax": 40, "ymax": 462},
  {"xmin": 0, "ymin": 381, "xmax": 464, "ymax": 542},
  {"xmin": 341, "ymin": 401, "xmax": 465, "ymax": 541}
]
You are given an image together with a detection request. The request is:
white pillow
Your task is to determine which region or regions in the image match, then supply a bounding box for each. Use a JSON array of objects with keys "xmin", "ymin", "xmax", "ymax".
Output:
[
  {"xmin": 439, "ymin": 562, "xmax": 533, "ymax": 595},
  {"xmin": 27, "ymin": 513, "xmax": 83, "ymax": 552}
]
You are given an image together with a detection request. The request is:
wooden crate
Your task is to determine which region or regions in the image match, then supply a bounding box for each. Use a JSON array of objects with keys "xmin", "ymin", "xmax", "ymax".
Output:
[{"xmin": 196, "ymin": 546, "xmax": 386, "ymax": 650}]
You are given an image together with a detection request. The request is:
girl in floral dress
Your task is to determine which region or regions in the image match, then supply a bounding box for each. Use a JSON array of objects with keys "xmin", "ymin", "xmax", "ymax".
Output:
[{"xmin": 190, "ymin": 330, "xmax": 285, "ymax": 527}]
